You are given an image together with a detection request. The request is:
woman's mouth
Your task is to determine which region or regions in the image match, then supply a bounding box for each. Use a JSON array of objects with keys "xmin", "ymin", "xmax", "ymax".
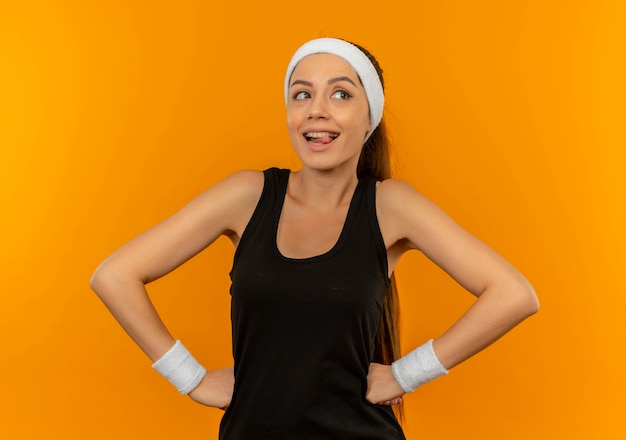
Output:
[{"xmin": 304, "ymin": 131, "xmax": 339, "ymax": 144}]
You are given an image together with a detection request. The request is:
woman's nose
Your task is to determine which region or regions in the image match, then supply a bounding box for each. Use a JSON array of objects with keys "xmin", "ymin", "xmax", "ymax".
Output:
[{"xmin": 307, "ymin": 96, "xmax": 329, "ymax": 119}]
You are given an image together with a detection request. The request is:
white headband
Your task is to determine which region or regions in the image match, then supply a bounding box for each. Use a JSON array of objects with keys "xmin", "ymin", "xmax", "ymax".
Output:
[{"xmin": 284, "ymin": 38, "xmax": 384, "ymax": 143}]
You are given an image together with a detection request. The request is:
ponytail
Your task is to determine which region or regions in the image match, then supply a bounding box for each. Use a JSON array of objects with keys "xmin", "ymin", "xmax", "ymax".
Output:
[
  {"xmin": 357, "ymin": 119, "xmax": 401, "ymax": 367},
  {"xmin": 350, "ymin": 41, "xmax": 403, "ymax": 421},
  {"xmin": 357, "ymin": 118, "xmax": 404, "ymax": 422}
]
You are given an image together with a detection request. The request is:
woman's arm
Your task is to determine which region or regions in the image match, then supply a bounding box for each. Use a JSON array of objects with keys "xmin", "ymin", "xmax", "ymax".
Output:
[
  {"xmin": 369, "ymin": 179, "xmax": 538, "ymax": 399},
  {"xmin": 89, "ymin": 170, "xmax": 264, "ymax": 399}
]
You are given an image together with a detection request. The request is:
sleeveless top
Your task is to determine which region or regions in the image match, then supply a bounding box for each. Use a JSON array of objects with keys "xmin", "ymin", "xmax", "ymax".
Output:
[{"xmin": 219, "ymin": 168, "xmax": 405, "ymax": 439}]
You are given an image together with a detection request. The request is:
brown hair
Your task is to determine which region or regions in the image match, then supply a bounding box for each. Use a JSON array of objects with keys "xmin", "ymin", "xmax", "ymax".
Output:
[
  {"xmin": 358, "ymin": 119, "xmax": 400, "ymax": 366},
  {"xmin": 351, "ymin": 42, "xmax": 404, "ymax": 421}
]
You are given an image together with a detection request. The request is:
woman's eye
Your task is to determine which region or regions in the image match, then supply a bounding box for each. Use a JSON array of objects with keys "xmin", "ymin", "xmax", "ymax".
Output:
[
  {"xmin": 332, "ymin": 90, "xmax": 351, "ymax": 100},
  {"xmin": 294, "ymin": 91, "xmax": 310, "ymax": 100}
]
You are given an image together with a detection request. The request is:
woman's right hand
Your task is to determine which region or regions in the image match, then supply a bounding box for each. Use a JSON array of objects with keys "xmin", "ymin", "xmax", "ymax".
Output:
[{"xmin": 188, "ymin": 367, "xmax": 234, "ymax": 410}]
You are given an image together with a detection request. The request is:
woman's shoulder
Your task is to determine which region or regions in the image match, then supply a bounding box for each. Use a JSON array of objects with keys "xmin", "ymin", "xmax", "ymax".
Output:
[
  {"xmin": 188, "ymin": 169, "xmax": 265, "ymax": 224},
  {"xmin": 214, "ymin": 169, "xmax": 265, "ymax": 200},
  {"xmin": 223, "ymin": 168, "xmax": 265, "ymax": 186},
  {"xmin": 186, "ymin": 169, "xmax": 266, "ymax": 241},
  {"xmin": 376, "ymin": 178, "xmax": 427, "ymax": 210},
  {"xmin": 375, "ymin": 178, "xmax": 448, "ymax": 241},
  {"xmin": 221, "ymin": 167, "xmax": 289, "ymax": 189}
]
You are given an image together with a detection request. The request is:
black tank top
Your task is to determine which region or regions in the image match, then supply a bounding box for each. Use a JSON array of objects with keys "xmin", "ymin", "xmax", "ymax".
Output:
[{"xmin": 220, "ymin": 168, "xmax": 405, "ymax": 439}]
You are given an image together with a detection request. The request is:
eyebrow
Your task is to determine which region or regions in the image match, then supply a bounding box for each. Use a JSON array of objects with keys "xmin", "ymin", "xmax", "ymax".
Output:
[{"xmin": 290, "ymin": 76, "xmax": 358, "ymax": 89}]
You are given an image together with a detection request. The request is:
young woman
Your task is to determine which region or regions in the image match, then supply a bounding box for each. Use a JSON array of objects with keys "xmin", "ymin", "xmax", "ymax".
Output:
[{"xmin": 90, "ymin": 38, "xmax": 539, "ymax": 439}]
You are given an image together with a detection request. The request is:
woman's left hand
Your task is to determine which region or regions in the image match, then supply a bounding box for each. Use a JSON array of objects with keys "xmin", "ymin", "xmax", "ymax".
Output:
[{"xmin": 366, "ymin": 363, "xmax": 405, "ymax": 406}]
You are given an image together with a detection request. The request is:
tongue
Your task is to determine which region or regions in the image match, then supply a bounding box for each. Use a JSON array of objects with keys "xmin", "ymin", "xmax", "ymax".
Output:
[{"xmin": 310, "ymin": 136, "xmax": 334, "ymax": 144}]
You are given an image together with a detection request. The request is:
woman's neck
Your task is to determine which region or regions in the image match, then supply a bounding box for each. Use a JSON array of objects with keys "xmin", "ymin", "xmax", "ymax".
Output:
[{"xmin": 287, "ymin": 167, "xmax": 359, "ymax": 210}]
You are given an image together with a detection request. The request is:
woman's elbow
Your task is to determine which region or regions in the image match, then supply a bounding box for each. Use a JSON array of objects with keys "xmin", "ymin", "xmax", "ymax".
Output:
[
  {"xmin": 512, "ymin": 277, "xmax": 540, "ymax": 319},
  {"xmin": 89, "ymin": 262, "xmax": 111, "ymax": 298},
  {"xmin": 89, "ymin": 260, "xmax": 126, "ymax": 299}
]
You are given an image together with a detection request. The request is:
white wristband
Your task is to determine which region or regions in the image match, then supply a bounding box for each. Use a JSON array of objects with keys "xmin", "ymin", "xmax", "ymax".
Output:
[
  {"xmin": 152, "ymin": 340, "xmax": 207, "ymax": 395},
  {"xmin": 391, "ymin": 339, "xmax": 448, "ymax": 393}
]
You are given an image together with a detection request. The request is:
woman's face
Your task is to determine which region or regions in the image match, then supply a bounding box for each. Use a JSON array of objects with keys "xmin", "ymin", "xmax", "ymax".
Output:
[{"xmin": 286, "ymin": 53, "xmax": 371, "ymax": 173}]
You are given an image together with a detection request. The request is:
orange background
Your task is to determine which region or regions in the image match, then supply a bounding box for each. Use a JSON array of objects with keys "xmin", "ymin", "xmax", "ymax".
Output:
[{"xmin": 1, "ymin": 1, "xmax": 624, "ymax": 438}]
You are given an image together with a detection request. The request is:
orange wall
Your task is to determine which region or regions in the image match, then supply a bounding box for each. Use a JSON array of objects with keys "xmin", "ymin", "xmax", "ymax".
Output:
[{"xmin": 1, "ymin": 1, "xmax": 624, "ymax": 438}]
